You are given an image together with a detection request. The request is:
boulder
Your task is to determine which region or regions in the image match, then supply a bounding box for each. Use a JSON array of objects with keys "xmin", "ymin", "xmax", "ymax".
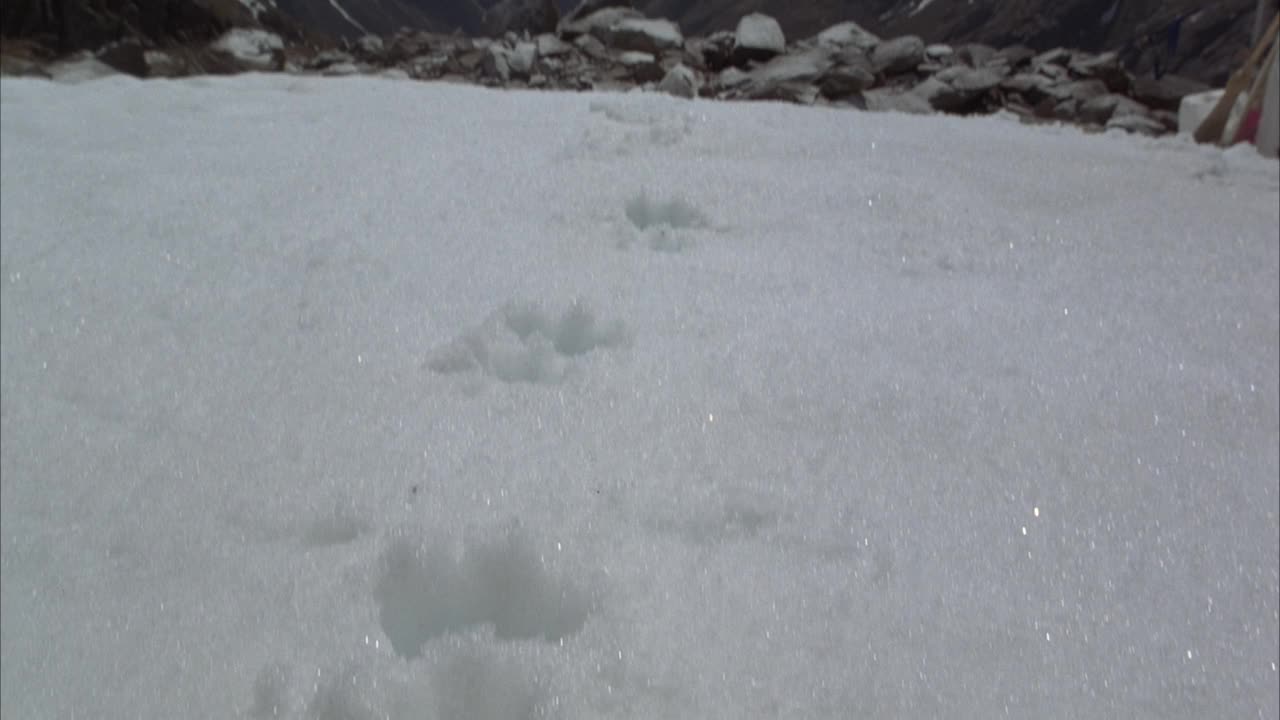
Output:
[
  {"xmin": 142, "ymin": 50, "xmax": 186, "ymax": 78},
  {"xmin": 697, "ymin": 30, "xmax": 737, "ymax": 71},
  {"xmin": 482, "ymin": 45, "xmax": 512, "ymax": 81},
  {"xmin": 1129, "ymin": 73, "xmax": 1211, "ymax": 112},
  {"xmin": 745, "ymin": 47, "xmax": 835, "ymax": 89},
  {"xmin": 657, "ymin": 63, "xmax": 699, "ymax": 98},
  {"xmin": 605, "ymin": 18, "xmax": 683, "ymax": 54},
  {"xmin": 863, "ymin": 87, "xmax": 934, "ymax": 114},
  {"xmin": 574, "ymin": 33, "xmax": 611, "ymax": 61},
  {"xmin": 1077, "ymin": 93, "xmax": 1149, "ymax": 125},
  {"xmin": 536, "ymin": 33, "xmax": 574, "ymax": 57},
  {"xmin": 925, "ymin": 44, "xmax": 954, "ymax": 60},
  {"xmin": 559, "ymin": 7, "xmax": 641, "ymax": 41},
  {"xmin": 1068, "ymin": 51, "xmax": 1129, "ymax": 93},
  {"xmin": 914, "ymin": 65, "xmax": 1004, "ymax": 112},
  {"xmin": 559, "ymin": 0, "xmax": 633, "ymax": 30},
  {"xmin": 993, "ymin": 45, "xmax": 1035, "ymax": 69},
  {"xmin": 813, "ymin": 21, "xmax": 879, "ymax": 52},
  {"xmin": 508, "ymin": 42, "xmax": 538, "ymax": 78},
  {"xmin": 1032, "ymin": 47, "xmax": 1072, "ymax": 67},
  {"xmin": 818, "ymin": 51, "xmax": 875, "ymax": 99},
  {"xmin": 1106, "ymin": 113, "xmax": 1166, "ymax": 136},
  {"xmin": 46, "ymin": 52, "xmax": 120, "ymax": 83},
  {"xmin": 1058, "ymin": 78, "xmax": 1110, "ymax": 104},
  {"xmin": 956, "ymin": 43, "xmax": 997, "ymax": 68},
  {"xmin": 617, "ymin": 51, "xmax": 664, "ymax": 82},
  {"xmin": 732, "ymin": 13, "xmax": 786, "ymax": 65},
  {"xmin": 95, "ymin": 39, "xmax": 151, "ymax": 77},
  {"xmin": 210, "ymin": 28, "xmax": 283, "ymax": 72},
  {"xmin": 870, "ymin": 35, "xmax": 924, "ymax": 75}
]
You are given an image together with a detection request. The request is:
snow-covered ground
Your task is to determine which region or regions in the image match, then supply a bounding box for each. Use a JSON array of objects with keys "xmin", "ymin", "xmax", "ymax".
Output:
[{"xmin": 1, "ymin": 73, "xmax": 1276, "ymax": 719}]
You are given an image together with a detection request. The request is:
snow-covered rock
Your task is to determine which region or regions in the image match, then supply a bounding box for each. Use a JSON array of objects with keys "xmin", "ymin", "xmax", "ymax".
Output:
[
  {"xmin": 605, "ymin": 18, "xmax": 684, "ymax": 54},
  {"xmin": 814, "ymin": 21, "xmax": 879, "ymax": 52},
  {"xmin": 732, "ymin": 13, "xmax": 786, "ymax": 64},
  {"xmin": 870, "ymin": 35, "xmax": 924, "ymax": 75},
  {"xmin": 657, "ymin": 63, "xmax": 699, "ymax": 99},
  {"xmin": 211, "ymin": 28, "xmax": 283, "ymax": 71}
]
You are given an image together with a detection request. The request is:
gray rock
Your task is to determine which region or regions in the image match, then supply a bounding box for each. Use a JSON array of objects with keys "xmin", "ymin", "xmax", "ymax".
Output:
[
  {"xmin": 863, "ymin": 87, "xmax": 934, "ymax": 114},
  {"xmin": 321, "ymin": 62, "xmax": 361, "ymax": 76},
  {"xmin": 914, "ymin": 66, "xmax": 1003, "ymax": 111},
  {"xmin": 356, "ymin": 35, "xmax": 384, "ymax": 55},
  {"xmin": 733, "ymin": 13, "xmax": 786, "ymax": 64},
  {"xmin": 715, "ymin": 66, "xmax": 751, "ymax": 91},
  {"xmin": 818, "ymin": 53, "xmax": 875, "ymax": 98},
  {"xmin": 657, "ymin": 63, "xmax": 699, "ymax": 98},
  {"xmin": 508, "ymin": 42, "xmax": 538, "ymax": 78},
  {"xmin": 574, "ymin": 33, "xmax": 611, "ymax": 61},
  {"xmin": 814, "ymin": 21, "xmax": 879, "ymax": 52},
  {"xmin": 1129, "ymin": 73, "xmax": 1210, "ymax": 112},
  {"xmin": 1032, "ymin": 47, "xmax": 1072, "ymax": 67},
  {"xmin": 993, "ymin": 45, "xmax": 1035, "ymax": 68},
  {"xmin": 1077, "ymin": 93, "xmax": 1149, "ymax": 124},
  {"xmin": 698, "ymin": 30, "xmax": 737, "ymax": 71},
  {"xmin": 1068, "ymin": 51, "xmax": 1129, "ymax": 93},
  {"xmin": 956, "ymin": 43, "xmax": 997, "ymax": 68},
  {"xmin": 536, "ymin": 33, "xmax": 574, "ymax": 57},
  {"xmin": 482, "ymin": 45, "xmax": 512, "ymax": 81},
  {"xmin": 618, "ymin": 51, "xmax": 664, "ymax": 83},
  {"xmin": 559, "ymin": 0, "xmax": 632, "ymax": 29},
  {"xmin": 925, "ymin": 44, "xmax": 954, "ymax": 60},
  {"xmin": 1105, "ymin": 113, "xmax": 1167, "ymax": 136},
  {"xmin": 1001, "ymin": 72, "xmax": 1058, "ymax": 103},
  {"xmin": 605, "ymin": 18, "xmax": 684, "ymax": 54},
  {"xmin": 870, "ymin": 35, "xmax": 924, "ymax": 75},
  {"xmin": 482, "ymin": 0, "xmax": 560, "ymax": 37},
  {"xmin": 560, "ymin": 7, "xmax": 641, "ymax": 41},
  {"xmin": 1058, "ymin": 78, "xmax": 1110, "ymax": 104}
]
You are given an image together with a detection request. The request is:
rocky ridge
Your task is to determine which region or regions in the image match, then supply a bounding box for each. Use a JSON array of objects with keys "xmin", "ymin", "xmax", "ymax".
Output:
[{"xmin": 1, "ymin": 4, "xmax": 1214, "ymax": 137}]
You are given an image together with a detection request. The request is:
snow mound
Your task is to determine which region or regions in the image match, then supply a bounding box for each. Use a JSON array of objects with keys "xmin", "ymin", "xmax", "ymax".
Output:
[{"xmin": 213, "ymin": 29, "xmax": 283, "ymax": 70}]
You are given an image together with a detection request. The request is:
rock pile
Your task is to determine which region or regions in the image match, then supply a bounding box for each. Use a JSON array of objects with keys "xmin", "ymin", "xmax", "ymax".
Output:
[{"xmin": 1, "ymin": 3, "xmax": 1212, "ymax": 137}]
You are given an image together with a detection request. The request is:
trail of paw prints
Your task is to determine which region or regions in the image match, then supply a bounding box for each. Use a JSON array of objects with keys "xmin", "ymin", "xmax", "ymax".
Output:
[
  {"xmin": 617, "ymin": 191, "xmax": 712, "ymax": 253},
  {"xmin": 426, "ymin": 300, "xmax": 628, "ymax": 385}
]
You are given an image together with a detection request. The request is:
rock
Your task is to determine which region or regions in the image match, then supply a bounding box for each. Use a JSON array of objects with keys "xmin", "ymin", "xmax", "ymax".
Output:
[
  {"xmin": 993, "ymin": 45, "xmax": 1035, "ymax": 69},
  {"xmin": 536, "ymin": 33, "xmax": 574, "ymax": 57},
  {"xmin": 863, "ymin": 87, "xmax": 934, "ymax": 114},
  {"xmin": 744, "ymin": 81, "xmax": 820, "ymax": 104},
  {"xmin": 574, "ymin": 33, "xmax": 611, "ymax": 61},
  {"xmin": 482, "ymin": 45, "xmax": 512, "ymax": 81},
  {"xmin": 559, "ymin": 7, "xmax": 642, "ymax": 41},
  {"xmin": 1000, "ymin": 73, "xmax": 1058, "ymax": 104},
  {"xmin": 715, "ymin": 66, "xmax": 751, "ymax": 91},
  {"xmin": 697, "ymin": 31, "xmax": 736, "ymax": 71},
  {"xmin": 210, "ymin": 29, "xmax": 284, "ymax": 72},
  {"xmin": 321, "ymin": 62, "xmax": 361, "ymax": 76},
  {"xmin": 605, "ymin": 18, "xmax": 683, "ymax": 54},
  {"xmin": 744, "ymin": 47, "xmax": 834, "ymax": 91},
  {"xmin": 1058, "ymin": 78, "xmax": 1109, "ymax": 104},
  {"xmin": 814, "ymin": 21, "xmax": 879, "ymax": 52},
  {"xmin": 618, "ymin": 51, "xmax": 663, "ymax": 82},
  {"xmin": 559, "ymin": 0, "xmax": 633, "ymax": 30},
  {"xmin": 1129, "ymin": 73, "xmax": 1211, "ymax": 113},
  {"xmin": 870, "ymin": 35, "xmax": 924, "ymax": 75},
  {"xmin": 1068, "ymin": 51, "xmax": 1129, "ymax": 93},
  {"xmin": 1106, "ymin": 113, "xmax": 1166, "ymax": 136},
  {"xmin": 818, "ymin": 53, "xmax": 875, "ymax": 99},
  {"xmin": 1032, "ymin": 47, "xmax": 1072, "ymax": 67},
  {"xmin": 46, "ymin": 52, "xmax": 120, "ymax": 83},
  {"xmin": 657, "ymin": 63, "xmax": 698, "ymax": 98},
  {"xmin": 956, "ymin": 43, "xmax": 997, "ymax": 68},
  {"xmin": 356, "ymin": 35, "xmax": 384, "ymax": 56},
  {"xmin": 732, "ymin": 13, "xmax": 786, "ymax": 65},
  {"xmin": 143, "ymin": 50, "xmax": 186, "ymax": 77},
  {"xmin": 508, "ymin": 42, "xmax": 538, "ymax": 77},
  {"xmin": 306, "ymin": 49, "xmax": 356, "ymax": 71},
  {"xmin": 914, "ymin": 65, "xmax": 1003, "ymax": 112},
  {"xmin": 0, "ymin": 54, "xmax": 50, "ymax": 78},
  {"xmin": 1077, "ymin": 93, "xmax": 1149, "ymax": 124},
  {"xmin": 96, "ymin": 39, "xmax": 150, "ymax": 77},
  {"xmin": 925, "ymin": 44, "xmax": 954, "ymax": 60}
]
